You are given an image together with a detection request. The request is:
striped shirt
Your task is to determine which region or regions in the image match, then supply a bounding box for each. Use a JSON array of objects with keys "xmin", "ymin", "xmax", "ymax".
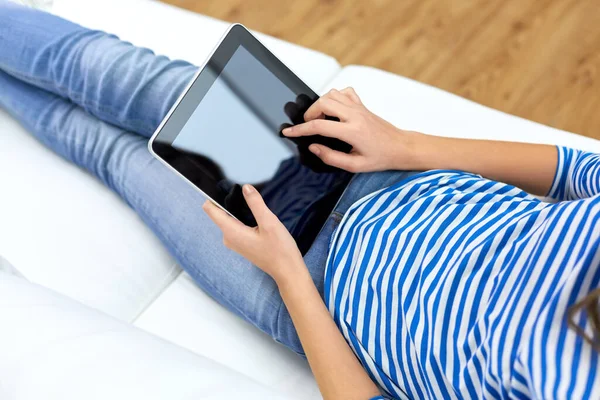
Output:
[{"xmin": 325, "ymin": 146, "xmax": 600, "ymax": 399}]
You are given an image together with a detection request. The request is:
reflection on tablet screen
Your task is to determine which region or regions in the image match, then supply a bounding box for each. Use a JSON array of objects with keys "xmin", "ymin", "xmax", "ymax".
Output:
[{"xmin": 172, "ymin": 46, "xmax": 296, "ymax": 183}]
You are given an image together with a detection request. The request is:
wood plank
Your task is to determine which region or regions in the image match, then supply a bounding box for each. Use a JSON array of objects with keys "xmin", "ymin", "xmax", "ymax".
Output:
[{"xmin": 163, "ymin": 0, "xmax": 600, "ymax": 140}]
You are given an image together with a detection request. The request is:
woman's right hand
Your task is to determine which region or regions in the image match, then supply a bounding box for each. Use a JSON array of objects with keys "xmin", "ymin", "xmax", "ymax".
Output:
[{"xmin": 282, "ymin": 87, "xmax": 422, "ymax": 173}]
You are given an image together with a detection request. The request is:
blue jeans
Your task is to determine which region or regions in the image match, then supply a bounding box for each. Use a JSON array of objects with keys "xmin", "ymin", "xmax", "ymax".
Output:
[{"xmin": 0, "ymin": 3, "xmax": 414, "ymax": 355}]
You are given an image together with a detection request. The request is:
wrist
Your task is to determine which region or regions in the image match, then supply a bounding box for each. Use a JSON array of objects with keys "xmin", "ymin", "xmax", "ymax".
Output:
[
  {"xmin": 275, "ymin": 261, "xmax": 314, "ymax": 296},
  {"xmin": 389, "ymin": 130, "xmax": 427, "ymax": 170}
]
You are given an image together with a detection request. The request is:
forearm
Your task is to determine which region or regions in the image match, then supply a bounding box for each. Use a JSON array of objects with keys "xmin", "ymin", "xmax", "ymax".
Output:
[
  {"xmin": 277, "ymin": 267, "xmax": 381, "ymax": 400},
  {"xmin": 401, "ymin": 133, "xmax": 558, "ymax": 196}
]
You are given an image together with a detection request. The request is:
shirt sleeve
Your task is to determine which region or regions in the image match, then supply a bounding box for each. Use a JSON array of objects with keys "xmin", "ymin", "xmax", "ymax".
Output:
[
  {"xmin": 368, "ymin": 396, "xmax": 386, "ymax": 400},
  {"xmin": 547, "ymin": 146, "xmax": 600, "ymax": 201}
]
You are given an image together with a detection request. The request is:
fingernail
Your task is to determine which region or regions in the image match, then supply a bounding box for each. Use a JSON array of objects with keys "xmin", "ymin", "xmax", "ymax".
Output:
[
  {"xmin": 282, "ymin": 127, "xmax": 291, "ymax": 135},
  {"xmin": 243, "ymin": 184, "xmax": 254, "ymax": 195},
  {"xmin": 310, "ymin": 145, "xmax": 321, "ymax": 155}
]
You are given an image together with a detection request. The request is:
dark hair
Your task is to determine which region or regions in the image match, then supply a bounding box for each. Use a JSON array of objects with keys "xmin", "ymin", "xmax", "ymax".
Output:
[{"xmin": 567, "ymin": 288, "xmax": 600, "ymax": 352}]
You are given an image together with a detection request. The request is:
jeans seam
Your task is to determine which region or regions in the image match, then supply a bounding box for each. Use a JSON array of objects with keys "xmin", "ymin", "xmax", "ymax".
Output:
[{"xmin": 274, "ymin": 300, "xmax": 305, "ymax": 356}]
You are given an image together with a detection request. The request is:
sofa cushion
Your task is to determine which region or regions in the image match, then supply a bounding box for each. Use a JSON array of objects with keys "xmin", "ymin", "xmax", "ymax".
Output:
[
  {"xmin": 325, "ymin": 66, "xmax": 600, "ymax": 152},
  {"xmin": 0, "ymin": 272, "xmax": 289, "ymax": 400}
]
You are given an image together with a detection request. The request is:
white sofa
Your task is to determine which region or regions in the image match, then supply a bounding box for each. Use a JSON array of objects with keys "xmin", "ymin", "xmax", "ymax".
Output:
[{"xmin": 1, "ymin": 0, "xmax": 599, "ymax": 399}]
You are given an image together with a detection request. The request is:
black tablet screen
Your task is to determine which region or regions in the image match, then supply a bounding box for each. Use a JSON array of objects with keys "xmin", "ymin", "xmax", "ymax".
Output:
[{"xmin": 151, "ymin": 25, "xmax": 352, "ymax": 254}]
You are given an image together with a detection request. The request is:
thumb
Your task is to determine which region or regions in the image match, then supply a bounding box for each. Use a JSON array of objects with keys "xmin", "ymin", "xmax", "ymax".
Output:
[
  {"xmin": 242, "ymin": 185, "xmax": 274, "ymax": 226},
  {"xmin": 309, "ymin": 144, "xmax": 359, "ymax": 172}
]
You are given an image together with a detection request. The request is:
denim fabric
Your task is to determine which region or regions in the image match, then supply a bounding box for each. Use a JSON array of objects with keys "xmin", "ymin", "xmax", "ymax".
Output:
[{"xmin": 0, "ymin": 2, "xmax": 417, "ymax": 354}]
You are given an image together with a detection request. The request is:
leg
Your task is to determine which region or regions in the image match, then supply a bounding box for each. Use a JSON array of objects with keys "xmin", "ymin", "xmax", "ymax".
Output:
[
  {"xmin": 0, "ymin": 69, "xmax": 310, "ymax": 353},
  {"xmin": 0, "ymin": 1, "xmax": 196, "ymax": 137}
]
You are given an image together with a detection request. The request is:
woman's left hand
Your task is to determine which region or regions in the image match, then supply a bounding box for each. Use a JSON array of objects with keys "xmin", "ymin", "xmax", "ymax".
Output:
[
  {"xmin": 203, "ymin": 184, "xmax": 306, "ymax": 285},
  {"xmin": 282, "ymin": 87, "xmax": 421, "ymax": 173}
]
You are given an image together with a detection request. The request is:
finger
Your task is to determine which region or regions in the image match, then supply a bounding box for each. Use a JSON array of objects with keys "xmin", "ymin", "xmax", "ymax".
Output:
[
  {"xmin": 282, "ymin": 119, "xmax": 352, "ymax": 141},
  {"xmin": 309, "ymin": 144, "xmax": 363, "ymax": 172},
  {"xmin": 278, "ymin": 122, "xmax": 292, "ymax": 137},
  {"xmin": 203, "ymin": 200, "xmax": 252, "ymax": 239},
  {"xmin": 340, "ymin": 87, "xmax": 363, "ymax": 105},
  {"xmin": 284, "ymin": 101, "xmax": 302, "ymax": 124},
  {"xmin": 296, "ymin": 93, "xmax": 313, "ymax": 111},
  {"xmin": 326, "ymin": 88, "xmax": 354, "ymax": 106},
  {"xmin": 304, "ymin": 97, "xmax": 350, "ymax": 122},
  {"xmin": 242, "ymin": 185, "xmax": 276, "ymax": 227}
]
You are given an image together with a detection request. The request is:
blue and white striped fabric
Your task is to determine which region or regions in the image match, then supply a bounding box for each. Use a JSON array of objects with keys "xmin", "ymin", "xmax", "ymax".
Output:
[{"xmin": 325, "ymin": 146, "xmax": 600, "ymax": 399}]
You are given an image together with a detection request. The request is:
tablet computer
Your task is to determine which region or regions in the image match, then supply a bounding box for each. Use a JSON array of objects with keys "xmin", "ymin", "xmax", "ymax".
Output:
[{"xmin": 148, "ymin": 24, "xmax": 353, "ymax": 255}]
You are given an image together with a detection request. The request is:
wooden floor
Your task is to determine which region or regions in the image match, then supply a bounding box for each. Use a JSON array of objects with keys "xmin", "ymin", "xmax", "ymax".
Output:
[{"xmin": 163, "ymin": 0, "xmax": 600, "ymax": 140}]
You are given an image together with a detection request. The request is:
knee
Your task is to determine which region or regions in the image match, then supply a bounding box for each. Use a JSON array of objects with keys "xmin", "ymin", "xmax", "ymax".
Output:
[{"xmin": 35, "ymin": 100, "xmax": 147, "ymax": 194}]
